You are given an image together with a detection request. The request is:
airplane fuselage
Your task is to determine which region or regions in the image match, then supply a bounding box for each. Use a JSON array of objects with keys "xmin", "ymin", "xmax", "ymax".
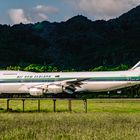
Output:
[{"xmin": 0, "ymin": 69, "xmax": 139, "ymax": 95}]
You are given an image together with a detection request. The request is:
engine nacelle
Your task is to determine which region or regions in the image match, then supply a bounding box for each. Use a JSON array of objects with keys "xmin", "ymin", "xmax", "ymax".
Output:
[
  {"xmin": 47, "ymin": 85, "xmax": 63, "ymax": 94},
  {"xmin": 63, "ymin": 87, "xmax": 75, "ymax": 94},
  {"xmin": 29, "ymin": 88, "xmax": 43, "ymax": 96},
  {"xmin": 29, "ymin": 84, "xmax": 75, "ymax": 95}
]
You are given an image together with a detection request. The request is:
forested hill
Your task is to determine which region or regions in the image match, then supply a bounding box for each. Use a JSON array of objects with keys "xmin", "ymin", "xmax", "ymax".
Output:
[{"xmin": 0, "ymin": 5, "xmax": 140, "ymax": 70}]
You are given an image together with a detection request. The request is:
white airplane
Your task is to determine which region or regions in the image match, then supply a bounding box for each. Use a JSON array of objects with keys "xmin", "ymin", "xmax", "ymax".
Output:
[{"xmin": 0, "ymin": 61, "xmax": 140, "ymax": 96}]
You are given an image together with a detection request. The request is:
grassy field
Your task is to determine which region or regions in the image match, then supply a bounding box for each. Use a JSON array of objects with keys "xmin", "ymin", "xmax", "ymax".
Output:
[{"xmin": 0, "ymin": 99, "xmax": 140, "ymax": 140}]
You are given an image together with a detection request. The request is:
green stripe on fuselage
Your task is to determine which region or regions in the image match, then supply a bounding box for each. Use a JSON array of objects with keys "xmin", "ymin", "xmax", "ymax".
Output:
[{"xmin": 0, "ymin": 76, "xmax": 140, "ymax": 83}]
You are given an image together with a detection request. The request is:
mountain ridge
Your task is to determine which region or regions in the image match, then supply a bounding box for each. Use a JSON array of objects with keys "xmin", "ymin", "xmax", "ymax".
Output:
[{"xmin": 0, "ymin": 5, "xmax": 140, "ymax": 70}]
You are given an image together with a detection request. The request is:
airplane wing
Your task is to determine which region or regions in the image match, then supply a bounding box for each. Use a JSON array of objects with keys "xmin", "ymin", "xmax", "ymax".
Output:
[
  {"xmin": 29, "ymin": 78, "xmax": 89, "ymax": 94},
  {"xmin": 31, "ymin": 78, "xmax": 88, "ymax": 88},
  {"xmin": 62, "ymin": 78, "xmax": 89, "ymax": 87}
]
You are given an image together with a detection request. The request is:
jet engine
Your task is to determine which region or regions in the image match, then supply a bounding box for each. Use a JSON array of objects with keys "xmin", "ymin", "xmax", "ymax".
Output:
[
  {"xmin": 46, "ymin": 84, "xmax": 76, "ymax": 94},
  {"xmin": 29, "ymin": 84, "xmax": 76, "ymax": 96},
  {"xmin": 29, "ymin": 88, "xmax": 44, "ymax": 96},
  {"xmin": 46, "ymin": 85, "xmax": 63, "ymax": 94},
  {"xmin": 63, "ymin": 86, "xmax": 75, "ymax": 94}
]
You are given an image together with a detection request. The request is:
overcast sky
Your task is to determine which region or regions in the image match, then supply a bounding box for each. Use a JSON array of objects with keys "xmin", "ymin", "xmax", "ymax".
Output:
[{"xmin": 0, "ymin": 0, "xmax": 139, "ymax": 25}]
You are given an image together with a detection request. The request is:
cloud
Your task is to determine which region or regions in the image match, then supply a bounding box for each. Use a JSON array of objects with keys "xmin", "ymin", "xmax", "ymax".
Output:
[
  {"xmin": 7, "ymin": 1, "xmax": 139, "ymax": 24},
  {"xmin": 70, "ymin": 0, "xmax": 140, "ymax": 20},
  {"xmin": 37, "ymin": 13, "xmax": 48, "ymax": 19},
  {"xmin": 34, "ymin": 5, "xmax": 58, "ymax": 14},
  {"xmin": 8, "ymin": 5, "xmax": 59, "ymax": 24},
  {"xmin": 33, "ymin": 5, "xmax": 58, "ymax": 20},
  {"xmin": 8, "ymin": 9, "xmax": 31, "ymax": 24}
]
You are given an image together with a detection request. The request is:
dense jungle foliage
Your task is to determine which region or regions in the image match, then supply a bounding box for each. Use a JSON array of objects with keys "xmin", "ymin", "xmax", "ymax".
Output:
[{"xmin": 0, "ymin": 6, "xmax": 139, "ymax": 70}]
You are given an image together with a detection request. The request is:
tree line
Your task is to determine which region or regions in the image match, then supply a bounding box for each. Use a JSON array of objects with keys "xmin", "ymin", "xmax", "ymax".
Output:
[{"xmin": 0, "ymin": 63, "xmax": 130, "ymax": 72}]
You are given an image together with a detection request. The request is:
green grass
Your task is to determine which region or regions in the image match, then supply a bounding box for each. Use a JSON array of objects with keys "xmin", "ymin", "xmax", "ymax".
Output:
[
  {"xmin": 0, "ymin": 99, "xmax": 140, "ymax": 139},
  {"xmin": 0, "ymin": 99, "xmax": 140, "ymax": 113}
]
